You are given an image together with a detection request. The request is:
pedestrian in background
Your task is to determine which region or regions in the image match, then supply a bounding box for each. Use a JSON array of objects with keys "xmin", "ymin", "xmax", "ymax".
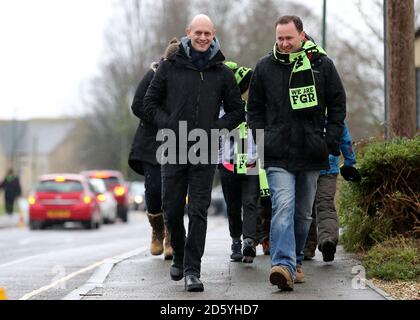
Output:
[
  {"xmin": 0, "ymin": 168, "xmax": 22, "ymax": 216},
  {"xmin": 129, "ymin": 38, "xmax": 180, "ymax": 260},
  {"xmin": 218, "ymin": 61, "xmax": 260, "ymax": 263},
  {"xmin": 247, "ymin": 15, "xmax": 346, "ymax": 291},
  {"xmin": 304, "ymin": 122, "xmax": 359, "ymax": 262}
]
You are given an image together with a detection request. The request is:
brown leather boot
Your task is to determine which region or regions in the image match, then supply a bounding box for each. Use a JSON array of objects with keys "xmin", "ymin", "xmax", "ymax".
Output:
[
  {"xmin": 163, "ymin": 226, "xmax": 173, "ymax": 260},
  {"xmin": 147, "ymin": 213, "xmax": 164, "ymax": 255}
]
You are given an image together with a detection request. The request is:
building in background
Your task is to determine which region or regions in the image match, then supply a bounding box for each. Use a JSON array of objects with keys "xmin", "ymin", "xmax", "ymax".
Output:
[{"xmin": 0, "ymin": 118, "xmax": 86, "ymax": 196}]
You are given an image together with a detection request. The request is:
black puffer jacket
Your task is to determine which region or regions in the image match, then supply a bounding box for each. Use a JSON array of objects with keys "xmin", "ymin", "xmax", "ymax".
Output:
[
  {"xmin": 128, "ymin": 65, "xmax": 159, "ymax": 176},
  {"xmin": 143, "ymin": 38, "xmax": 245, "ymax": 163},
  {"xmin": 247, "ymin": 50, "xmax": 346, "ymax": 172}
]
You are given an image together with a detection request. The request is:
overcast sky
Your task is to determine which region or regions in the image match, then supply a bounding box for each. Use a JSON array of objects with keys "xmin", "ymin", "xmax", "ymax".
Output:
[{"xmin": 0, "ymin": 0, "xmax": 382, "ymax": 120}]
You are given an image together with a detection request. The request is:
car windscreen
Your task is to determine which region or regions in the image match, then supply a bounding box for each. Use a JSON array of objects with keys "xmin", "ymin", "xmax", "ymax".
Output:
[
  {"xmin": 36, "ymin": 180, "xmax": 84, "ymax": 193},
  {"xmin": 88, "ymin": 178, "xmax": 106, "ymax": 193},
  {"xmin": 100, "ymin": 177, "xmax": 120, "ymax": 190}
]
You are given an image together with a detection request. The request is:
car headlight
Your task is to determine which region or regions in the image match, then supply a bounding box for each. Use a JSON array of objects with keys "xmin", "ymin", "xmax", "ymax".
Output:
[{"xmin": 134, "ymin": 196, "xmax": 143, "ymax": 204}]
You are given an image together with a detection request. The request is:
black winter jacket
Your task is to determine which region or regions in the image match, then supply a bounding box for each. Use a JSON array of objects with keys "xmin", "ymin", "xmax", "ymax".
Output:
[
  {"xmin": 143, "ymin": 40, "xmax": 245, "ymax": 163},
  {"xmin": 128, "ymin": 67, "xmax": 160, "ymax": 176},
  {"xmin": 247, "ymin": 51, "xmax": 346, "ymax": 172},
  {"xmin": 0, "ymin": 175, "xmax": 21, "ymax": 201}
]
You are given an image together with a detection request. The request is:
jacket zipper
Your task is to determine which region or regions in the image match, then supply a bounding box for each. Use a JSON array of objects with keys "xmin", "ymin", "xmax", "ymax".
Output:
[{"xmin": 195, "ymin": 72, "xmax": 203, "ymax": 127}]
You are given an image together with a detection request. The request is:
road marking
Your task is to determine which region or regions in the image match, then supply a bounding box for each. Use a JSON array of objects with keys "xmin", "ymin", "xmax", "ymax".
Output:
[
  {"xmin": 18, "ymin": 246, "xmax": 148, "ymax": 300},
  {"xmin": 0, "ymin": 254, "xmax": 47, "ymax": 270}
]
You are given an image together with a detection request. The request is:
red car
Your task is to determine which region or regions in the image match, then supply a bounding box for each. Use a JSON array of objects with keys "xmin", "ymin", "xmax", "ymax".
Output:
[
  {"xmin": 28, "ymin": 174, "xmax": 101, "ymax": 230},
  {"xmin": 80, "ymin": 170, "xmax": 129, "ymax": 222}
]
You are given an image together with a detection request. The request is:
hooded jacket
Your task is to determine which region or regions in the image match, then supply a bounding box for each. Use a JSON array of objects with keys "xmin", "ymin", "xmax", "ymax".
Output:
[
  {"xmin": 143, "ymin": 37, "xmax": 245, "ymax": 163},
  {"xmin": 128, "ymin": 65, "xmax": 160, "ymax": 175},
  {"xmin": 247, "ymin": 47, "xmax": 346, "ymax": 172}
]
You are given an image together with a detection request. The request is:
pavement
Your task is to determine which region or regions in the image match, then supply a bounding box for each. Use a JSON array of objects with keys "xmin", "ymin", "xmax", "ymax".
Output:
[
  {"xmin": 80, "ymin": 216, "xmax": 386, "ymax": 301},
  {"xmin": 0, "ymin": 213, "xmax": 21, "ymax": 229}
]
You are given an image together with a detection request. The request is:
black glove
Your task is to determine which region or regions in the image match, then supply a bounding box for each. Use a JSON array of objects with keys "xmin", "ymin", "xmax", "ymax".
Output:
[{"xmin": 340, "ymin": 165, "xmax": 361, "ymax": 182}]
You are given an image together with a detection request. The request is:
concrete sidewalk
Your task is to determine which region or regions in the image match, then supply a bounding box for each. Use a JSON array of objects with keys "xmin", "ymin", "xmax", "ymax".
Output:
[
  {"xmin": 82, "ymin": 217, "xmax": 386, "ymax": 300},
  {"xmin": 0, "ymin": 213, "xmax": 20, "ymax": 229}
]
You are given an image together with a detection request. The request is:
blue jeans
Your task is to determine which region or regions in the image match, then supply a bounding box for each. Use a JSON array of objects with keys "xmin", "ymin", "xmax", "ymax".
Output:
[{"xmin": 266, "ymin": 167, "xmax": 319, "ymax": 279}]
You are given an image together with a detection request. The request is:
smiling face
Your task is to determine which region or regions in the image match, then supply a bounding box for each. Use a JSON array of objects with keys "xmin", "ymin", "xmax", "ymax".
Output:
[
  {"xmin": 275, "ymin": 21, "xmax": 305, "ymax": 54},
  {"xmin": 186, "ymin": 15, "xmax": 216, "ymax": 52}
]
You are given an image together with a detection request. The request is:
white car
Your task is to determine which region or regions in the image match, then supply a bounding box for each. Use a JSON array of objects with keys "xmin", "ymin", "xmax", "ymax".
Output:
[
  {"xmin": 88, "ymin": 178, "xmax": 117, "ymax": 224},
  {"xmin": 128, "ymin": 181, "xmax": 146, "ymax": 211}
]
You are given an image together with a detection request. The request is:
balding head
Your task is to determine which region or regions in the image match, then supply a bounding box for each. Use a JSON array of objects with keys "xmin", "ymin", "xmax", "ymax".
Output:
[{"xmin": 186, "ymin": 14, "xmax": 216, "ymax": 52}]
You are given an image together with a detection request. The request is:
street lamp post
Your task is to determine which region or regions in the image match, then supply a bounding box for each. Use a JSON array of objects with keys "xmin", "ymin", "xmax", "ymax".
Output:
[{"xmin": 322, "ymin": 0, "xmax": 327, "ymax": 50}]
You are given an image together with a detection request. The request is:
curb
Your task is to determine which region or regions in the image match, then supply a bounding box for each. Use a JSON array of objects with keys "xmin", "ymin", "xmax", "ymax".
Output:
[
  {"xmin": 365, "ymin": 280, "xmax": 395, "ymax": 300},
  {"xmin": 62, "ymin": 246, "xmax": 149, "ymax": 300}
]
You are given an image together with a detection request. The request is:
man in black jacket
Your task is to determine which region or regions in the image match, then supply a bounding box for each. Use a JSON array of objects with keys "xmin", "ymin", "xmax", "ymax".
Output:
[
  {"xmin": 144, "ymin": 14, "xmax": 244, "ymax": 292},
  {"xmin": 247, "ymin": 15, "xmax": 346, "ymax": 291}
]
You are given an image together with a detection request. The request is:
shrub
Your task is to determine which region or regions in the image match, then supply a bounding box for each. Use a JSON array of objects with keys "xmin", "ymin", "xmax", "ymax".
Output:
[{"xmin": 338, "ymin": 137, "xmax": 420, "ymax": 251}]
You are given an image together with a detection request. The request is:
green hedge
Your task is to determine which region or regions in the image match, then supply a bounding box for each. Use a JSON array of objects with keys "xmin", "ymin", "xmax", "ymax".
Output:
[{"xmin": 338, "ymin": 137, "xmax": 420, "ymax": 252}]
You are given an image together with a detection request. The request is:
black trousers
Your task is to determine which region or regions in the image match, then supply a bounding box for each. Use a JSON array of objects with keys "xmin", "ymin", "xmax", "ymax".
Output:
[
  {"xmin": 161, "ymin": 163, "xmax": 216, "ymax": 277},
  {"xmin": 5, "ymin": 199, "xmax": 14, "ymax": 215},
  {"xmin": 143, "ymin": 162, "xmax": 162, "ymax": 214},
  {"xmin": 219, "ymin": 166, "xmax": 259, "ymax": 242}
]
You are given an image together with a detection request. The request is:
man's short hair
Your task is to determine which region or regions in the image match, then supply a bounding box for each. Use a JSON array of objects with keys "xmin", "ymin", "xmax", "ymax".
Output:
[{"xmin": 275, "ymin": 15, "xmax": 304, "ymax": 33}]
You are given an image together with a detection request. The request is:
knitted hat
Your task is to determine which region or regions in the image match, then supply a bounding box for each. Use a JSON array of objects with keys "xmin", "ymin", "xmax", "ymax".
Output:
[{"xmin": 225, "ymin": 61, "xmax": 253, "ymax": 94}]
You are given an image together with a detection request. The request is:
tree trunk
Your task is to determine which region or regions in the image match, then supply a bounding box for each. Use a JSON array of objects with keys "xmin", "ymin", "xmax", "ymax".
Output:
[{"xmin": 386, "ymin": 0, "xmax": 416, "ymax": 138}]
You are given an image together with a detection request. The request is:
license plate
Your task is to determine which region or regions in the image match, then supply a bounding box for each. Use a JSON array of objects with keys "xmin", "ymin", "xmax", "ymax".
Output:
[{"xmin": 47, "ymin": 210, "xmax": 71, "ymax": 218}]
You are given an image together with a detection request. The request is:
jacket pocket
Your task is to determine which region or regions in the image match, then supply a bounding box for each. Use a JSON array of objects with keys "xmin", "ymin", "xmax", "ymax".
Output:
[
  {"xmin": 303, "ymin": 125, "xmax": 328, "ymax": 162},
  {"xmin": 264, "ymin": 128, "xmax": 288, "ymax": 159}
]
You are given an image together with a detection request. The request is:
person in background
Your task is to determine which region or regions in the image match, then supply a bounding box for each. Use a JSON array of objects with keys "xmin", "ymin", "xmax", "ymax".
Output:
[
  {"xmin": 128, "ymin": 38, "xmax": 180, "ymax": 260},
  {"xmin": 304, "ymin": 122, "xmax": 359, "ymax": 262},
  {"xmin": 218, "ymin": 61, "xmax": 259, "ymax": 263},
  {"xmin": 0, "ymin": 168, "xmax": 22, "ymax": 216}
]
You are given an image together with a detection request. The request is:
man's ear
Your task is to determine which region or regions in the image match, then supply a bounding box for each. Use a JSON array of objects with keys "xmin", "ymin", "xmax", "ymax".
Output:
[{"xmin": 186, "ymin": 27, "xmax": 191, "ymax": 38}]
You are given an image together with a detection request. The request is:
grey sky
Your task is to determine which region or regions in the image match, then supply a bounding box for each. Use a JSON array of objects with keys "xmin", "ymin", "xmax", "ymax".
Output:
[
  {"xmin": 0, "ymin": 0, "xmax": 389, "ymax": 120},
  {"xmin": 0, "ymin": 0, "xmax": 114, "ymax": 120}
]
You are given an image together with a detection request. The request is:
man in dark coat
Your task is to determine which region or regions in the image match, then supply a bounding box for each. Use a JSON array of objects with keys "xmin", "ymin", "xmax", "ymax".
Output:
[
  {"xmin": 144, "ymin": 14, "xmax": 244, "ymax": 292},
  {"xmin": 247, "ymin": 15, "xmax": 346, "ymax": 291},
  {"xmin": 0, "ymin": 168, "xmax": 22, "ymax": 215}
]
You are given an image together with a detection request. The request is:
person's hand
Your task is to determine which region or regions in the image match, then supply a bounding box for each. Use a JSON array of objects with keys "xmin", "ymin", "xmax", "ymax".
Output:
[
  {"xmin": 328, "ymin": 143, "xmax": 340, "ymax": 156},
  {"xmin": 340, "ymin": 165, "xmax": 361, "ymax": 182}
]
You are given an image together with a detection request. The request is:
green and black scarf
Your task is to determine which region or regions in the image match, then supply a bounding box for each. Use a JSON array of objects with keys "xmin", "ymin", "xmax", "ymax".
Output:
[{"xmin": 273, "ymin": 40, "xmax": 327, "ymax": 111}]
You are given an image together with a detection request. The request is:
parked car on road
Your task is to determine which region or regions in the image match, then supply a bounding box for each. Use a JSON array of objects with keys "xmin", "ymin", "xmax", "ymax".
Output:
[
  {"xmin": 81, "ymin": 170, "xmax": 129, "ymax": 222},
  {"xmin": 28, "ymin": 174, "xmax": 101, "ymax": 230},
  {"xmin": 88, "ymin": 178, "xmax": 117, "ymax": 224},
  {"xmin": 128, "ymin": 181, "xmax": 145, "ymax": 211}
]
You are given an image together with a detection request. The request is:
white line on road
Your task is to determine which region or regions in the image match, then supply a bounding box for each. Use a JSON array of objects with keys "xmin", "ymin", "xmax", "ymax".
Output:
[
  {"xmin": 18, "ymin": 246, "xmax": 148, "ymax": 300},
  {"xmin": 0, "ymin": 254, "xmax": 47, "ymax": 270}
]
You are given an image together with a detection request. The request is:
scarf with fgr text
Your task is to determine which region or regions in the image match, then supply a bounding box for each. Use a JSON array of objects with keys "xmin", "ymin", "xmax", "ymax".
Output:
[{"xmin": 273, "ymin": 40, "xmax": 327, "ymax": 111}]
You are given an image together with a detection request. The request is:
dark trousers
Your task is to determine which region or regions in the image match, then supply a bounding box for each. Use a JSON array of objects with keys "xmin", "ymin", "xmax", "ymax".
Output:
[
  {"xmin": 305, "ymin": 174, "xmax": 339, "ymax": 253},
  {"xmin": 5, "ymin": 198, "xmax": 14, "ymax": 215},
  {"xmin": 161, "ymin": 163, "xmax": 216, "ymax": 277},
  {"xmin": 256, "ymin": 196, "xmax": 272, "ymax": 243},
  {"xmin": 219, "ymin": 166, "xmax": 259, "ymax": 242},
  {"xmin": 143, "ymin": 162, "xmax": 162, "ymax": 214}
]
